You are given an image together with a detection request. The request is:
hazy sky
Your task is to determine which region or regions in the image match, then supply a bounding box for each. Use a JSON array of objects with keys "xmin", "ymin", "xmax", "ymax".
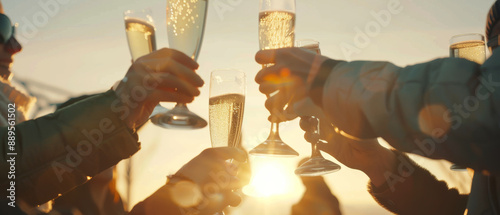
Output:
[{"xmin": 3, "ymin": 0, "xmax": 496, "ymax": 214}]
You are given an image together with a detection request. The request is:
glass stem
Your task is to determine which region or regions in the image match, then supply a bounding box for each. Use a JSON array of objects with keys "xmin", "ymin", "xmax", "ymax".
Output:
[
  {"xmin": 268, "ymin": 122, "xmax": 281, "ymax": 140},
  {"xmin": 174, "ymin": 103, "xmax": 189, "ymax": 110},
  {"xmin": 265, "ymin": 92, "xmax": 282, "ymax": 141},
  {"xmin": 310, "ymin": 141, "xmax": 323, "ymax": 158}
]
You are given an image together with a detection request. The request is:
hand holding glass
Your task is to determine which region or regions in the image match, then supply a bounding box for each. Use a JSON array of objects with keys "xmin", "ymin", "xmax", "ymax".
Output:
[
  {"xmin": 249, "ymin": 0, "xmax": 299, "ymax": 156},
  {"xmin": 124, "ymin": 9, "xmax": 176, "ymax": 124},
  {"xmin": 295, "ymin": 116, "xmax": 341, "ymax": 176},
  {"xmin": 292, "ymin": 39, "xmax": 340, "ymax": 176},
  {"xmin": 150, "ymin": 0, "xmax": 208, "ymax": 129}
]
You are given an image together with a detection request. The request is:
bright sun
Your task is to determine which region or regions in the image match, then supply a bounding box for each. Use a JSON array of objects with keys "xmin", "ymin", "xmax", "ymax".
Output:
[{"xmin": 242, "ymin": 157, "xmax": 298, "ymax": 197}]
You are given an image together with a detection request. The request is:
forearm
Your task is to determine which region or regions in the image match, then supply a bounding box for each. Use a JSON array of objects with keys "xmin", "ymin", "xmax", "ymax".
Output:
[
  {"xmin": 318, "ymin": 56, "xmax": 500, "ymax": 173},
  {"xmin": 362, "ymin": 147, "xmax": 397, "ymax": 187},
  {"xmin": 0, "ymin": 90, "xmax": 140, "ymax": 206},
  {"xmin": 129, "ymin": 185, "xmax": 183, "ymax": 215},
  {"xmin": 368, "ymin": 150, "xmax": 468, "ymax": 215}
]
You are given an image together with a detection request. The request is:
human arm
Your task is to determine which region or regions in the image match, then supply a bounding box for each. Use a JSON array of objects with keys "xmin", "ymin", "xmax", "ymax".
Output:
[
  {"xmin": 0, "ymin": 90, "xmax": 140, "ymax": 206},
  {"xmin": 319, "ymin": 55, "xmax": 500, "ymax": 173},
  {"xmin": 255, "ymin": 48, "xmax": 500, "ymax": 174},
  {"xmin": 298, "ymin": 115, "xmax": 468, "ymax": 214},
  {"xmin": 316, "ymin": 129, "xmax": 468, "ymax": 215},
  {"xmin": 0, "ymin": 48, "xmax": 204, "ymax": 207},
  {"xmin": 366, "ymin": 150, "xmax": 469, "ymax": 215}
]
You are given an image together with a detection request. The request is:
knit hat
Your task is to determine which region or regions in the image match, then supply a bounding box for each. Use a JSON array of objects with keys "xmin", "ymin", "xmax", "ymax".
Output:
[{"xmin": 486, "ymin": 0, "xmax": 500, "ymax": 39}]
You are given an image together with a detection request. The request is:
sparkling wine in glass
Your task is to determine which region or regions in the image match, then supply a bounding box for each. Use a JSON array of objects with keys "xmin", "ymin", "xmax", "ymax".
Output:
[
  {"xmin": 449, "ymin": 33, "xmax": 486, "ymax": 171},
  {"xmin": 150, "ymin": 0, "xmax": 208, "ymax": 129},
  {"xmin": 124, "ymin": 10, "xmax": 157, "ymax": 61},
  {"xmin": 294, "ymin": 39, "xmax": 340, "ymax": 176},
  {"xmin": 450, "ymin": 33, "xmax": 486, "ymax": 64},
  {"xmin": 209, "ymin": 70, "xmax": 246, "ymax": 148},
  {"xmin": 249, "ymin": 0, "xmax": 299, "ymax": 156}
]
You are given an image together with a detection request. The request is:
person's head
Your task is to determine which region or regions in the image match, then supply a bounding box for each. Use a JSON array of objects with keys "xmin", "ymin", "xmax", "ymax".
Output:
[
  {"xmin": 0, "ymin": 0, "xmax": 22, "ymax": 81},
  {"xmin": 486, "ymin": 0, "xmax": 500, "ymax": 52}
]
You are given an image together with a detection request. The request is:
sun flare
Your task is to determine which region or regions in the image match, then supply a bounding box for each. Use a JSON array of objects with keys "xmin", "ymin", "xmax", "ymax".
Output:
[{"xmin": 243, "ymin": 157, "xmax": 298, "ymax": 197}]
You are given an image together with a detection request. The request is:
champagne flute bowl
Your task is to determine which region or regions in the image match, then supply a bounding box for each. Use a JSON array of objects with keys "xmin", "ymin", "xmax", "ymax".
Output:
[
  {"xmin": 249, "ymin": 0, "xmax": 299, "ymax": 157},
  {"xmin": 150, "ymin": 0, "xmax": 209, "ymax": 129}
]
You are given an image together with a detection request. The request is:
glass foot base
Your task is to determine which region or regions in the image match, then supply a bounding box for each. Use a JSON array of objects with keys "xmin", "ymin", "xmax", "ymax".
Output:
[
  {"xmin": 249, "ymin": 139, "xmax": 299, "ymax": 157},
  {"xmin": 150, "ymin": 105, "xmax": 207, "ymax": 129},
  {"xmin": 295, "ymin": 157, "xmax": 341, "ymax": 176}
]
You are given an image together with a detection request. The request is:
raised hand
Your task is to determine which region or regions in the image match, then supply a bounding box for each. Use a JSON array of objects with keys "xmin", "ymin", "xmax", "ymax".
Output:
[
  {"xmin": 255, "ymin": 47, "xmax": 330, "ymax": 122},
  {"xmin": 318, "ymin": 132, "xmax": 396, "ymax": 187},
  {"xmin": 114, "ymin": 48, "xmax": 204, "ymax": 129},
  {"xmin": 132, "ymin": 147, "xmax": 250, "ymax": 215},
  {"xmin": 174, "ymin": 147, "xmax": 249, "ymax": 213}
]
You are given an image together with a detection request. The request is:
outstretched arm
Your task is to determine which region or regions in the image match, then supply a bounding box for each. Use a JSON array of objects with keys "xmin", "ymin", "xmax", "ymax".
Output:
[
  {"xmin": 317, "ymin": 130, "xmax": 468, "ymax": 215},
  {"xmin": 255, "ymin": 47, "xmax": 500, "ymax": 174},
  {"xmin": 0, "ymin": 48, "xmax": 204, "ymax": 207},
  {"xmin": 319, "ymin": 54, "xmax": 500, "ymax": 174},
  {"xmin": 367, "ymin": 150, "xmax": 468, "ymax": 215},
  {"xmin": 0, "ymin": 90, "xmax": 140, "ymax": 206}
]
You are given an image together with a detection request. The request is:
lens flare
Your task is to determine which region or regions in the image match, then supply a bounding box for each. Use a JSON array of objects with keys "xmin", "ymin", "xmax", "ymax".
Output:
[{"xmin": 243, "ymin": 157, "xmax": 296, "ymax": 197}]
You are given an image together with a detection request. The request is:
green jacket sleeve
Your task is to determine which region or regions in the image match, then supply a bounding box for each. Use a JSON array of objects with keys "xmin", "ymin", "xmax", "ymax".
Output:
[
  {"xmin": 320, "ymin": 50, "xmax": 500, "ymax": 174},
  {"xmin": 0, "ymin": 90, "xmax": 140, "ymax": 206}
]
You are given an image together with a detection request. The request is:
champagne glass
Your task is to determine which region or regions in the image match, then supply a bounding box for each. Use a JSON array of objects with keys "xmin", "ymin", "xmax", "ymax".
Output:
[
  {"xmin": 209, "ymin": 70, "xmax": 245, "ymax": 215},
  {"xmin": 449, "ymin": 33, "xmax": 486, "ymax": 171},
  {"xmin": 150, "ymin": 0, "xmax": 208, "ymax": 129},
  {"xmin": 450, "ymin": 33, "xmax": 486, "ymax": 64},
  {"xmin": 124, "ymin": 9, "xmax": 157, "ymax": 62},
  {"xmin": 295, "ymin": 116, "xmax": 341, "ymax": 176},
  {"xmin": 294, "ymin": 39, "xmax": 341, "ymax": 176},
  {"xmin": 124, "ymin": 9, "xmax": 178, "ymax": 128},
  {"xmin": 209, "ymin": 70, "xmax": 246, "ymax": 148},
  {"xmin": 249, "ymin": 0, "xmax": 299, "ymax": 156}
]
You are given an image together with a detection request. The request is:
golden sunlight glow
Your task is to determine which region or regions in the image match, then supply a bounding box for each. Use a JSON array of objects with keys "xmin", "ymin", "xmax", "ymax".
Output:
[{"xmin": 243, "ymin": 157, "xmax": 299, "ymax": 197}]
